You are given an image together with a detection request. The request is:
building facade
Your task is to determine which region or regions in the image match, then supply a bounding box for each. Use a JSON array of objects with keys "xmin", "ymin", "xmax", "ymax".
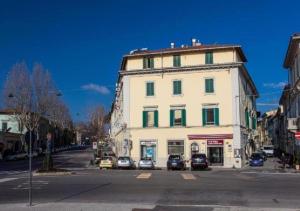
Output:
[
  {"xmin": 282, "ymin": 33, "xmax": 300, "ymax": 158},
  {"xmin": 110, "ymin": 39, "xmax": 258, "ymax": 168}
]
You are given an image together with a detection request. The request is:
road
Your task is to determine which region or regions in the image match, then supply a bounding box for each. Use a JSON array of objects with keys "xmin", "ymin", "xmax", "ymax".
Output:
[
  {"xmin": 1, "ymin": 151, "xmax": 300, "ymax": 211},
  {"xmin": 0, "ymin": 147, "xmax": 93, "ymax": 177}
]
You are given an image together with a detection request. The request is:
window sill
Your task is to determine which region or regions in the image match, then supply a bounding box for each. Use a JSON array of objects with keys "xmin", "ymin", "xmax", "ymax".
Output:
[
  {"xmin": 145, "ymin": 95, "xmax": 155, "ymax": 98},
  {"xmin": 203, "ymin": 125, "xmax": 219, "ymax": 127},
  {"xmin": 204, "ymin": 92, "xmax": 215, "ymax": 95},
  {"xmin": 172, "ymin": 94, "xmax": 184, "ymax": 97}
]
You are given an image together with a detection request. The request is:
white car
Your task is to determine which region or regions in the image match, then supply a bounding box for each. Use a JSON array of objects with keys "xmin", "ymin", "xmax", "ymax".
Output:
[{"xmin": 261, "ymin": 145, "xmax": 274, "ymax": 157}]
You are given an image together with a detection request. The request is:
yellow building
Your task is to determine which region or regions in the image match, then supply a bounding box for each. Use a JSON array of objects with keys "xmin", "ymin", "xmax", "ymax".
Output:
[{"xmin": 110, "ymin": 39, "xmax": 258, "ymax": 168}]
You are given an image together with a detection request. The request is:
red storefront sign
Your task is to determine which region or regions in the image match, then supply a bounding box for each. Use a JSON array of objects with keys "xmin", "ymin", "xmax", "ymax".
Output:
[
  {"xmin": 295, "ymin": 132, "xmax": 300, "ymax": 140},
  {"xmin": 207, "ymin": 140, "xmax": 224, "ymax": 145}
]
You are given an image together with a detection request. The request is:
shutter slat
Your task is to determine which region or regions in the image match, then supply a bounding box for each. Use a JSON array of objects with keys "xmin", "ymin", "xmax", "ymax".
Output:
[
  {"xmin": 202, "ymin": 109, "xmax": 206, "ymax": 126},
  {"xmin": 170, "ymin": 110, "xmax": 174, "ymax": 127},
  {"xmin": 214, "ymin": 108, "xmax": 219, "ymax": 126}
]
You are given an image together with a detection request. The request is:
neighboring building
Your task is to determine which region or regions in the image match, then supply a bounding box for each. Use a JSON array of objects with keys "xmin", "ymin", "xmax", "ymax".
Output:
[
  {"xmin": 110, "ymin": 39, "xmax": 258, "ymax": 168},
  {"xmin": 0, "ymin": 110, "xmax": 27, "ymax": 156},
  {"xmin": 257, "ymin": 109, "xmax": 277, "ymax": 148},
  {"xmin": 282, "ymin": 33, "xmax": 300, "ymax": 157}
]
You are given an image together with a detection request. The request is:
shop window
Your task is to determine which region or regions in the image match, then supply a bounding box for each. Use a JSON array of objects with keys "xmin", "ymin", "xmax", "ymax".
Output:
[
  {"xmin": 168, "ymin": 140, "xmax": 184, "ymax": 155},
  {"xmin": 2, "ymin": 122, "xmax": 7, "ymax": 132}
]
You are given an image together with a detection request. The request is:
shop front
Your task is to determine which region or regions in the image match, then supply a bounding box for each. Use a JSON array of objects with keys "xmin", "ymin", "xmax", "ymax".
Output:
[
  {"xmin": 207, "ymin": 140, "xmax": 224, "ymax": 166},
  {"xmin": 140, "ymin": 140, "xmax": 157, "ymax": 162}
]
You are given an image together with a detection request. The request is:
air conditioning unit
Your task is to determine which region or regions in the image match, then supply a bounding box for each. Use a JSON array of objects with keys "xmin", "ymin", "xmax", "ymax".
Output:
[{"xmin": 288, "ymin": 118, "xmax": 298, "ymax": 130}]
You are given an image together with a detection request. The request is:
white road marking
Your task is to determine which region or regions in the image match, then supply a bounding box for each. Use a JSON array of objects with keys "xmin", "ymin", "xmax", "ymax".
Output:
[
  {"xmin": 0, "ymin": 178, "xmax": 18, "ymax": 183},
  {"xmin": 136, "ymin": 173, "xmax": 152, "ymax": 179},
  {"xmin": 0, "ymin": 170, "xmax": 27, "ymax": 176},
  {"xmin": 181, "ymin": 173, "xmax": 196, "ymax": 180}
]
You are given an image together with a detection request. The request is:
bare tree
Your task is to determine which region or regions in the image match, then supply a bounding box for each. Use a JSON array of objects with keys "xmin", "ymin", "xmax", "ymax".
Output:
[{"xmin": 88, "ymin": 105, "xmax": 106, "ymax": 142}]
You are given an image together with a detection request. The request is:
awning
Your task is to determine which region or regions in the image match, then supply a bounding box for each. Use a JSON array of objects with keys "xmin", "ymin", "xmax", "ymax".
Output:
[{"xmin": 188, "ymin": 134, "xmax": 233, "ymax": 140}]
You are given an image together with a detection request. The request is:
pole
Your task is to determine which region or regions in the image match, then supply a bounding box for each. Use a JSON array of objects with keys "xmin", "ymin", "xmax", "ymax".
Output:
[{"xmin": 29, "ymin": 130, "xmax": 32, "ymax": 206}]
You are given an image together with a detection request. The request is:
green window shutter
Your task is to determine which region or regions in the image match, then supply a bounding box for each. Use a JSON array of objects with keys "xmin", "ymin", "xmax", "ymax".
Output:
[
  {"xmin": 154, "ymin": 110, "xmax": 158, "ymax": 127},
  {"xmin": 205, "ymin": 52, "xmax": 213, "ymax": 64},
  {"xmin": 205, "ymin": 79, "xmax": 214, "ymax": 93},
  {"xmin": 202, "ymin": 109, "xmax": 207, "ymax": 126},
  {"xmin": 214, "ymin": 108, "xmax": 219, "ymax": 126},
  {"xmin": 178, "ymin": 81, "xmax": 181, "ymax": 94},
  {"xmin": 143, "ymin": 58, "xmax": 147, "ymax": 69},
  {"xmin": 182, "ymin": 109, "xmax": 186, "ymax": 126},
  {"xmin": 146, "ymin": 82, "xmax": 154, "ymax": 96},
  {"xmin": 170, "ymin": 110, "xmax": 174, "ymax": 127},
  {"xmin": 150, "ymin": 83, "xmax": 154, "ymax": 95},
  {"xmin": 245, "ymin": 110, "xmax": 249, "ymax": 128},
  {"xmin": 173, "ymin": 55, "xmax": 181, "ymax": 67},
  {"xmin": 252, "ymin": 117, "xmax": 256, "ymax": 129},
  {"xmin": 150, "ymin": 57, "xmax": 154, "ymax": 68},
  {"xmin": 143, "ymin": 111, "xmax": 148, "ymax": 128},
  {"xmin": 173, "ymin": 81, "xmax": 177, "ymax": 95}
]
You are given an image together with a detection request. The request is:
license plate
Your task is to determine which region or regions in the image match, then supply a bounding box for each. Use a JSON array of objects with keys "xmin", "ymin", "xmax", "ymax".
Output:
[{"xmin": 172, "ymin": 163, "xmax": 177, "ymax": 166}]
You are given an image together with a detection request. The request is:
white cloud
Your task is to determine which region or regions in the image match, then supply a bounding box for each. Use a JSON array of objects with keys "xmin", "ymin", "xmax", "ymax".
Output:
[
  {"xmin": 263, "ymin": 81, "xmax": 287, "ymax": 89},
  {"xmin": 81, "ymin": 83, "xmax": 110, "ymax": 95}
]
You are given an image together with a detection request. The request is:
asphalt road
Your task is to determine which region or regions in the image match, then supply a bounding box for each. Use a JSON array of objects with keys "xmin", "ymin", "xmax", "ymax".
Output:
[
  {"xmin": 0, "ymin": 147, "xmax": 93, "ymax": 177},
  {"xmin": 1, "ymin": 151, "xmax": 300, "ymax": 210}
]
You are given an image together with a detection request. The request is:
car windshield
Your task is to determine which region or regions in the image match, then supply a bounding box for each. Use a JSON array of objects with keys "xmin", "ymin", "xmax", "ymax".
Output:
[
  {"xmin": 251, "ymin": 154, "xmax": 262, "ymax": 159},
  {"xmin": 169, "ymin": 155, "xmax": 181, "ymax": 160},
  {"xmin": 141, "ymin": 157, "xmax": 152, "ymax": 161},
  {"xmin": 192, "ymin": 154, "xmax": 206, "ymax": 159},
  {"xmin": 102, "ymin": 157, "xmax": 112, "ymax": 161},
  {"xmin": 118, "ymin": 157, "xmax": 130, "ymax": 161}
]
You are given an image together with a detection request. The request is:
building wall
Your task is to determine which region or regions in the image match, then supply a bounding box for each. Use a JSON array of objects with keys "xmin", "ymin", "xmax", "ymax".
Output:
[
  {"xmin": 128, "ymin": 70, "xmax": 233, "ymax": 128},
  {"xmin": 125, "ymin": 49, "xmax": 238, "ymax": 71}
]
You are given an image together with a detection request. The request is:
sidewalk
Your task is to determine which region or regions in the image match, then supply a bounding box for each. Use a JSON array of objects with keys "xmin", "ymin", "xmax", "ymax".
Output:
[
  {"xmin": 241, "ymin": 157, "xmax": 300, "ymax": 174},
  {"xmin": 2, "ymin": 203, "xmax": 300, "ymax": 211}
]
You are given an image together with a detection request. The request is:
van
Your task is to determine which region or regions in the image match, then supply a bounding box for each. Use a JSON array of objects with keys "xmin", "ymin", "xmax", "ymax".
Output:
[{"xmin": 261, "ymin": 145, "xmax": 274, "ymax": 157}]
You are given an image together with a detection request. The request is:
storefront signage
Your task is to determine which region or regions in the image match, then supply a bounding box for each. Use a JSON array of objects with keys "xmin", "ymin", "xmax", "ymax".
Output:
[
  {"xmin": 141, "ymin": 141, "xmax": 156, "ymax": 146},
  {"xmin": 207, "ymin": 140, "xmax": 223, "ymax": 145},
  {"xmin": 295, "ymin": 132, "xmax": 300, "ymax": 140}
]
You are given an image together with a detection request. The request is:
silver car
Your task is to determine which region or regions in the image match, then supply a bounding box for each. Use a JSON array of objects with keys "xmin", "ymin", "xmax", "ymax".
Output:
[
  {"xmin": 117, "ymin": 156, "xmax": 136, "ymax": 169},
  {"xmin": 138, "ymin": 157, "xmax": 155, "ymax": 170}
]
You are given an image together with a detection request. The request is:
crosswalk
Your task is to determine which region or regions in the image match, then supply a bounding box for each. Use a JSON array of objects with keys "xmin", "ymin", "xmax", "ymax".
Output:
[{"xmin": 136, "ymin": 173, "xmax": 197, "ymax": 180}]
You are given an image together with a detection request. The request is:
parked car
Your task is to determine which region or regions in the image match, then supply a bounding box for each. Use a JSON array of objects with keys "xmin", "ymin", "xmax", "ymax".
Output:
[
  {"xmin": 138, "ymin": 157, "xmax": 155, "ymax": 170},
  {"xmin": 167, "ymin": 154, "xmax": 186, "ymax": 170},
  {"xmin": 117, "ymin": 156, "xmax": 136, "ymax": 169},
  {"xmin": 261, "ymin": 145, "xmax": 274, "ymax": 157},
  {"xmin": 99, "ymin": 156, "xmax": 117, "ymax": 169},
  {"xmin": 256, "ymin": 150, "xmax": 267, "ymax": 161},
  {"xmin": 249, "ymin": 153, "xmax": 264, "ymax": 167},
  {"xmin": 191, "ymin": 153, "xmax": 208, "ymax": 170},
  {"xmin": 4, "ymin": 151, "xmax": 18, "ymax": 161}
]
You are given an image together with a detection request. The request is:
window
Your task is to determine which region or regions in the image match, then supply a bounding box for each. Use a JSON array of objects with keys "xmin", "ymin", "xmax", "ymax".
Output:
[
  {"xmin": 173, "ymin": 55, "xmax": 181, "ymax": 67},
  {"xmin": 205, "ymin": 52, "xmax": 213, "ymax": 64},
  {"xmin": 143, "ymin": 57, "xmax": 154, "ymax": 69},
  {"xmin": 143, "ymin": 110, "xmax": 158, "ymax": 127},
  {"xmin": 173, "ymin": 80, "xmax": 182, "ymax": 95},
  {"xmin": 146, "ymin": 82, "xmax": 154, "ymax": 96},
  {"xmin": 205, "ymin": 78, "xmax": 214, "ymax": 93},
  {"xmin": 170, "ymin": 109, "xmax": 186, "ymax": 127},
  {"xmin": 202, "ymin": 107, "xmax": 219, "ymax": 126},
  {"xmin": 168, "ymin": 140, "xmax": 184, "ymax": 155},
  {"xmin": 2, "ymin": 122, "xmax": 7, "ymax": 132}
]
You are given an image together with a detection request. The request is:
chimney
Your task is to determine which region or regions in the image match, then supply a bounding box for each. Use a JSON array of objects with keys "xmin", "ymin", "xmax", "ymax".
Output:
[
  {"xmin": 170, "ymin": 42, "xmax": 175, "ymax": 48},
  {"xmin": 192, "ymin": 38, "xmax": 197, "ymax": 46}
]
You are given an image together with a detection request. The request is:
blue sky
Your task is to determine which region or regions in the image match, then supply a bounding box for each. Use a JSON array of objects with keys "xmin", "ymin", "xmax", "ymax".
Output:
[{"xmin": 0, "ymin": 0, "xmax": 299, "ymax": 121}]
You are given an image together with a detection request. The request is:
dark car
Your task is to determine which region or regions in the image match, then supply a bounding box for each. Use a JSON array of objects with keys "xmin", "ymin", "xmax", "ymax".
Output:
[
  {"xmin": 167, "ymin": 154, "xmax": 186, "ymax": 170},
  {"xmin": 191, "ymin": 153, "xmax": 208, "ymax": 170},
  {"xmin": 249, "ymin": 153, "xmax": 264, "ymax": 167}
]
